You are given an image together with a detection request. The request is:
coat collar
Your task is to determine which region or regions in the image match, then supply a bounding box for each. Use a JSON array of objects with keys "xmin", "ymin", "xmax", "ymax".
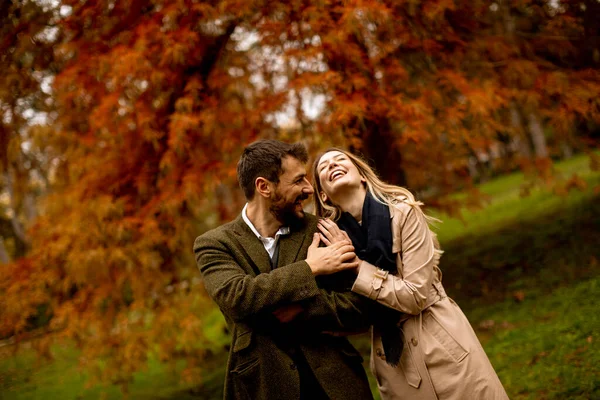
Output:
[
  {"xmin": 232, "ymin": 215, "xmax": 272, "ymax": 274},
  {"xmin": 232, "ymin": 214, "xmax": 309, "ymax": 274}
]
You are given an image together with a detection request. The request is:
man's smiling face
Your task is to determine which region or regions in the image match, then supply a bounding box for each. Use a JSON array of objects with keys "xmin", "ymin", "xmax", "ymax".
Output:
[{"xmin": 269, "ymin": 156, "xmax": 314, "ymax": 225}]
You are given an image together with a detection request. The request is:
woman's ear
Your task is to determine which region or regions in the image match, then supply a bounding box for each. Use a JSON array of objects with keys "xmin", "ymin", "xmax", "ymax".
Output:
[
  {"xmin": 320, "ymin": 192, "xmax": 328, "ymax": 203},
  {"xmin": 361, "ymin": 176, "xmax": 367, "ymax": 184}
]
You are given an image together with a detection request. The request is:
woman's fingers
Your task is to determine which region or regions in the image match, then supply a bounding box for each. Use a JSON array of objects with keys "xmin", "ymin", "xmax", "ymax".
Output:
[
  {"xmin": 339, "ymin": 243, "xmax": 355, "ymax": 255},
  {"xmin": 318, "ymin": 221, "xmax": 333, "ymax": 237},
  {"xmin": 319, "ymin": 219, "xmax": 349, "ymax": 245},
  {"xmin": 341, "ymin": 259, "xmax": 360, "ymax": 270},
  {"xmin": 340, "ymin": 250, "xmax": 356, "ymax": 262},
  {"xmin": 317, "ymin": 224, "xmax": 336, "ymax": 246},
  {"xmin": 318, "ymin": 233, "xmax": 331, "ymax": 246},
  {"xmin": 320, "ymin": 218, "xmax": 339, "ymax": 233}
]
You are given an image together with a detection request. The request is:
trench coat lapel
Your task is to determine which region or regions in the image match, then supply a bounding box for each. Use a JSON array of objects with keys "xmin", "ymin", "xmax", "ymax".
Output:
[{"xmin": 232, "ymin": 215, "xmax": 273, "ymax": 274}]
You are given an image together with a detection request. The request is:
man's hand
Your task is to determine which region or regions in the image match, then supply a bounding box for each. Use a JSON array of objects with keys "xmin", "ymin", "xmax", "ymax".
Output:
[
  {"xmin": 317, "ymin": 219, "xmax": 362, "ymax": 275},
  {"xmin": 272, "ymin": 304, "xmax": 304, "ymax": 323},
  {"xmin": 306, "ymin": 233, "xmax": 359, "ymax": 276}
]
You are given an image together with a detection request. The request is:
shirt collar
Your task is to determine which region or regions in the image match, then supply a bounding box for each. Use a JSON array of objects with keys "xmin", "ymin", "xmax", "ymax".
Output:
[{"xmin": 242, "ymin": 203, "xmax": 290, "ymax": 240}]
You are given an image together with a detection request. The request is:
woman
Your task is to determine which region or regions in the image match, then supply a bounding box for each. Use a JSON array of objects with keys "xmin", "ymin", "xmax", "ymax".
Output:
[{"xmin": 313, "ymin": 148, "xmax": 508, "ymax": 400}]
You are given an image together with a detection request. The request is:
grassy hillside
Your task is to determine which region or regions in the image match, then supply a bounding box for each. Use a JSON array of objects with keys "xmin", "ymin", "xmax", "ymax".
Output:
[{"xmin": 1, "ymin": 154, "xmax": 599, "ymax": 399}]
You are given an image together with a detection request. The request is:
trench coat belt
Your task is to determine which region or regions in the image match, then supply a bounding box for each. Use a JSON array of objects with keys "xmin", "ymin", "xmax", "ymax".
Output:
[{"xmin": 398, "ymin": 281, "xmax": 447, "ymax": 325}]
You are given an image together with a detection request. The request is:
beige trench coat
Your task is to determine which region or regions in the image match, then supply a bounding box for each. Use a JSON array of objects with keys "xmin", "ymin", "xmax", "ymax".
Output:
[{"xmin": 352, "ymin": 199, "xmax": 509, "ymax": 400}]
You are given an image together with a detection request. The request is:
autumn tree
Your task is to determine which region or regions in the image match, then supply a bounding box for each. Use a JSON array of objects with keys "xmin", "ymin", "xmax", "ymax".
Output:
[
  {"xmin": 1, "ymin": 0, "xmax": 599, "ymax": 392},
  {"xmin": 0, "ymin": 0, "xmax": 60, "ymax": 263}
]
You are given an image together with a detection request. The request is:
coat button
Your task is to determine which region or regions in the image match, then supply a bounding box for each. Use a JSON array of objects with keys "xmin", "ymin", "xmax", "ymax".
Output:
[
  {"xmin": 411, "ymin": 338, "xmax": 418, "ymax": 346},
  {"xmin": 290, "ymin": 363, "xmax": 297, "ymax": 370},
  {"xmin": 376, "ymin": 348, "xmax": 384, "ymax": 357}
]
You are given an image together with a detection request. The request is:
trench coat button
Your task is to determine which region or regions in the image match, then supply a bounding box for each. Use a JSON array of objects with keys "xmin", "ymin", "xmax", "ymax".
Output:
[
  {"xmin": 290, "ymin": 363, "xmax": 297, "ymax": 370},
  {"xmin": 411, "ymin": 337, "xmax": 418, "ymax": 346},
  {"xmin": 376, "ymin": 348, "xmax": 384, "ymax": 357}
]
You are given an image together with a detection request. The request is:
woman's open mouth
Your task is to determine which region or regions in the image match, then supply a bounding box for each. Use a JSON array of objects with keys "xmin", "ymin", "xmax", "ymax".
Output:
[{"xmin": 329, "ymin": 170, "xmax": 346, "ymax": 181}]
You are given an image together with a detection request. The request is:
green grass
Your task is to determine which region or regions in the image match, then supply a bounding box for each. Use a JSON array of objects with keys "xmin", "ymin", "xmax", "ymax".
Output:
[
  {"xmin": 0, "ymin": 343, "xmax": 225, "ymax": 400},
  {"xmin": 1, "ymin": 153, "xmax": 599, "ymax": 400},
  {"xmin": 473, "ymin": 277, "xmax": 600, "ymax": 400},
  {"xmin": 435, "ymin": 154, "xmax": 600, "ymax": 308},
  {"xmin": 353, "ymin": 276, "xmax": 600, "ymax": 400},
  {"xmin": 430, "ymin": 152, "xmax": 600, "ymax": 244}
]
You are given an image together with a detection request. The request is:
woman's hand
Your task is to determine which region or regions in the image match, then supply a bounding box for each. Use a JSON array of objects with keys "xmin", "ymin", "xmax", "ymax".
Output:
[
  {"xmin": 317, "ymin": 219, "xmax": 362, "ymax": 274},
  {"xmin": 306, "ymin": 234, "xmax": 358, "ymax": 276},
  {"xmin": 318, "ymin": 218, "xmax": 352, "ymax": 246}
]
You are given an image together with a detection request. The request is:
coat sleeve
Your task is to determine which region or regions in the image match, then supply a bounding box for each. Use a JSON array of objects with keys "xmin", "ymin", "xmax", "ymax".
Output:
[
  {"xmin": 195, "ymin": 234, "xmax": 372, "ymax": 331},
  {"xmin": 194, "ymin": 235, "xmax": 320, "ymax": 323},
  {"xmin": 351, "ymin": 204, "xmax": 441, "ymax": 315},
  {"xmin": 292, "ymin": 273, "xmax": 374, "ymax": 332}
]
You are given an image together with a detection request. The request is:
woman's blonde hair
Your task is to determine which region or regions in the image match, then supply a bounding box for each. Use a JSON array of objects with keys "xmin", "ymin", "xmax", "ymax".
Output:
[{"xmin": 312, "ymin": 148, "xmax": 437, "ymax": 224}]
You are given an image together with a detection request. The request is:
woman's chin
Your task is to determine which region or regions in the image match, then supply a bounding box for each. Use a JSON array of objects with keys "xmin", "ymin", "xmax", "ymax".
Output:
[{"xmin": 327, "ymin": 179, "xmax": 354, "ymax": 194}]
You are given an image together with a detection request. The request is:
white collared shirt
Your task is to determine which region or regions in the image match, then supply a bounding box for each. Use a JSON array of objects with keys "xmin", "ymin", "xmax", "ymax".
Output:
[{"xmin": 242, "ymin": 204, "xmax": 290, "ymax": 259}]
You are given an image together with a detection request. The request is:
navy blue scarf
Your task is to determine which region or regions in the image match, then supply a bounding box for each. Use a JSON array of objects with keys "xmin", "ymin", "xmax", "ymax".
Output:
[{"xmin": 337, "ymin": 193, "xmax": 404, "ymax": 366}]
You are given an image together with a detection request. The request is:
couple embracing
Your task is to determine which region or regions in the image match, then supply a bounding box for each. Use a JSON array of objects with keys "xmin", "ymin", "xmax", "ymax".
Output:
[{"xmin": 194, "ymin": 140, "xmax": 508, "ymax": 400}]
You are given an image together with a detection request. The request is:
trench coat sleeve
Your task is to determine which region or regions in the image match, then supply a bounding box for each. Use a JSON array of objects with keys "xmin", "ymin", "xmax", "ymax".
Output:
[
  {"xmin": 351, "ymin": 204, "xmax": 440, "ymax": 315},
  {"xmin": 195, "ymin": 236, "xmax": 321, "ymax": 323}
]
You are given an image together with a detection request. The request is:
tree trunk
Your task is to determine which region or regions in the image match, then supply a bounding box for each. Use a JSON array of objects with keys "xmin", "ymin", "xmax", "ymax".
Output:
[
  {"xmin": 583, "ymin": 0, "xmax": 600, "ymax": 67},
  {"xmin": 0, "ymin": 237, "xmax": 9, "ymax": 264},
  {"xmin": 527, "ymin": 112, "xmax": 548, "ymax": 158},
  {"xmin": 350, "ymin": 118, "xmax": 408, "ymax": 187},
  {"xmin": 510, "ymin": 104, "xmax": 532, "ymax": 158},
  {"xmin": 4, "ymin": 171, "xmax": 29, "ymax": 246},
  {"xmin": 561, "ymin": 142, "xmax": 573, "ymax": 159}
]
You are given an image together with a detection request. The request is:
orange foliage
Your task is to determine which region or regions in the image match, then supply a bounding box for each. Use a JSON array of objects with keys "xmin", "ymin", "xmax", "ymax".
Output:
[{"xmin": 1, "ymin": 0, "xmax": 599, "ymax": 390}]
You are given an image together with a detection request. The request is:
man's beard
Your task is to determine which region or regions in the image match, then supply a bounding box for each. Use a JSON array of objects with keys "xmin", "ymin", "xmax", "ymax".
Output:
[{"xmin": 270, "ymin": 190, "xmax": 309, "ymax": 226}]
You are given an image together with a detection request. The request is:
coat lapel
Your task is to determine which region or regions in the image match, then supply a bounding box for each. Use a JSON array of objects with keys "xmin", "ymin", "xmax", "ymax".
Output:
[
  {"xmin": 231, "ymin": 215, "xmax": 272, "ymax": 274},
  {"xmin": 276, "ymin": 223, "xmax": 308, "ymax": 269}
]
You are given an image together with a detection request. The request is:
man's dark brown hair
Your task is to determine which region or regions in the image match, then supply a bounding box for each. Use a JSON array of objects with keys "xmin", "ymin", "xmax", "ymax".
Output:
[{"xmin": 237, "ymin": 139, "xmax": 308, "ymax": 200}]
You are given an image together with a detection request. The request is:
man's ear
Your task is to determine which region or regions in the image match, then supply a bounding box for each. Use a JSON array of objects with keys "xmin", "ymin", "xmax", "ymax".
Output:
[{"xmin": 255, "ymin": 177, "xmax": 272, "ymax": 198}]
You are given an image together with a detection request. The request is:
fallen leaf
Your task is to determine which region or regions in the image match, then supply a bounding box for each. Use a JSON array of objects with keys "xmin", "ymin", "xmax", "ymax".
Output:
[
  {"xmin": 513, "ymin": 290, "xmax": 526, "ymax": 302},
  {"xmin": 479, "ymin": 319, "xmax": 495, "ymax": 330},
  {"xmin": 501, "ymin": 321, "xmax": 515, "ymax": 329},
  {"xmin": 529, "ymin": 351, "xmax": 548, "ymax": 365}
]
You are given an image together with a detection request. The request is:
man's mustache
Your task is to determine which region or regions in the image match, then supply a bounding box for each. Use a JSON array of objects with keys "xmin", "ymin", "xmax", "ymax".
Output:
[{"xmin": 296, "ymin": 193, "xmax": 310, "ymax": 202}]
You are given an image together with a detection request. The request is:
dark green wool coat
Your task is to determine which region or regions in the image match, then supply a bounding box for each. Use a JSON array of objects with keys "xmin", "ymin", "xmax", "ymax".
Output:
[{"xmin": 194, "ymin": 213, "xmax": 374, "ymax": 400}]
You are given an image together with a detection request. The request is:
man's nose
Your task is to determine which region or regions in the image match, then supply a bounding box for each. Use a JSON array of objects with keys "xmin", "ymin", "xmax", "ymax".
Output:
[{"xmin": 302, "ymin": 178, "xmax": 314, "ymax": 194}]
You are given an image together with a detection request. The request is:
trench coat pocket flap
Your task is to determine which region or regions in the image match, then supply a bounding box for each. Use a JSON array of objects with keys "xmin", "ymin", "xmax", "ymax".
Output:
[
  {"xmin": 233, "ymin": 329, "xmax": 252, "ymax": 353},
  {"xmin": 400, "ymin": 345, "xmax": 421, "ymax": 389},
  {"xmin": 425, "ymin": 313, "xmax": 469, "ymax": 363}
]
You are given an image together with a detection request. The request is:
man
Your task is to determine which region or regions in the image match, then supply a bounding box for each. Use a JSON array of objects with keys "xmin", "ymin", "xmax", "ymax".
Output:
[{"xmin": 194, "ymin": 140, "xmax": 374, "ymax": 399}]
